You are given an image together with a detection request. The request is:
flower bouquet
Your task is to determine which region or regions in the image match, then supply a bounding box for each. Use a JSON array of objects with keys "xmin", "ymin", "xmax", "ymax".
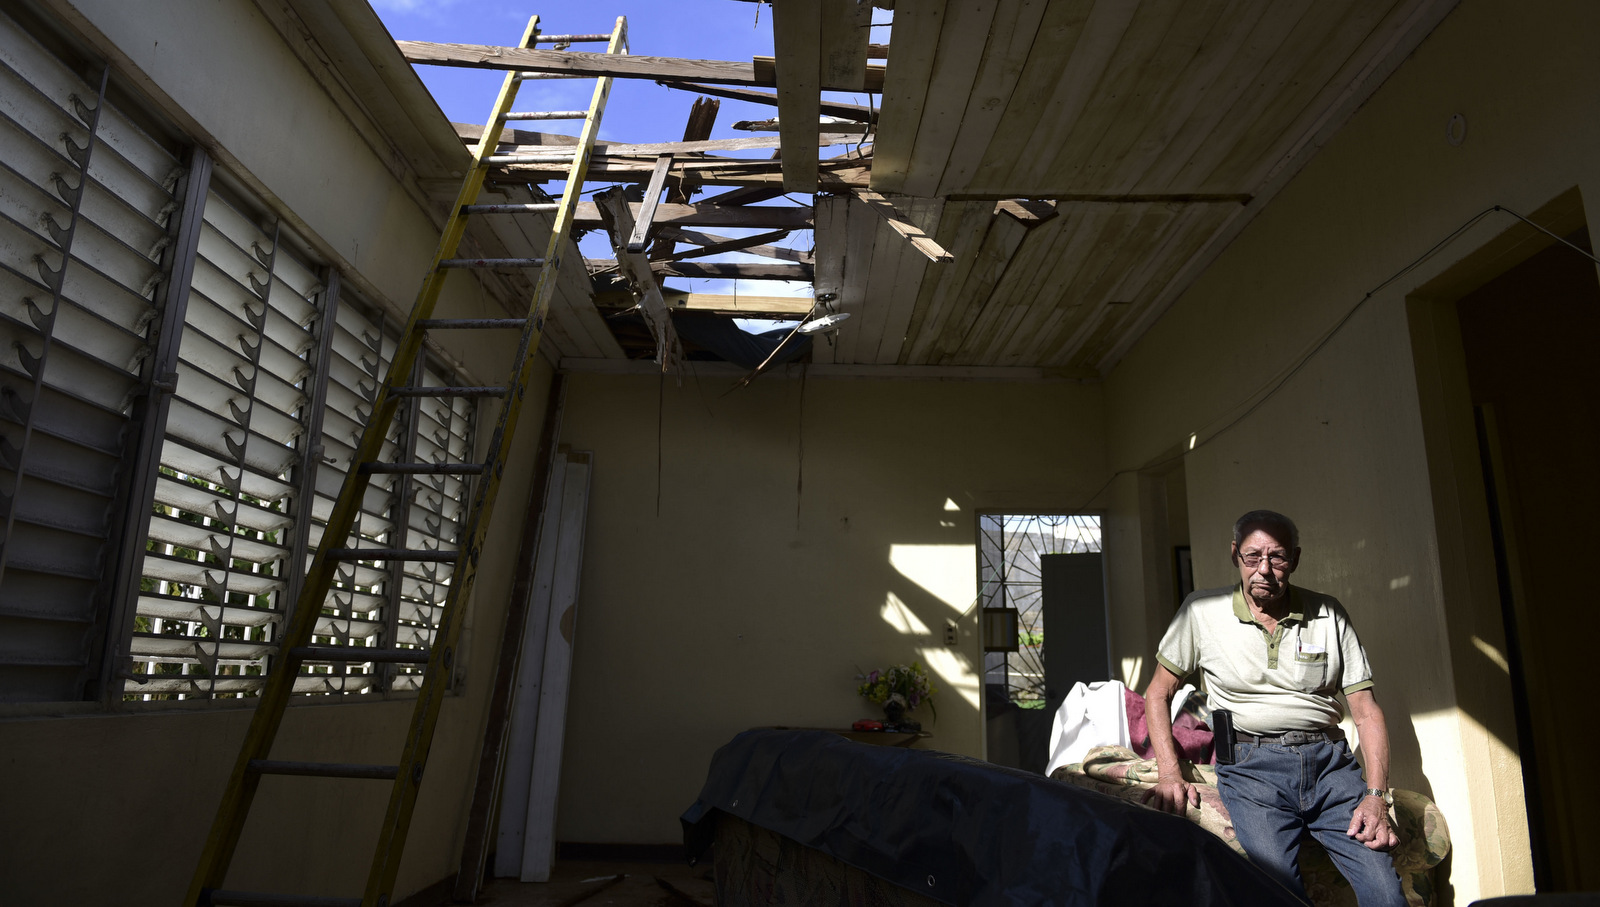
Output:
[{"xmin": 858, "ymin": 662, "xmax": 936, "ymax": 729}]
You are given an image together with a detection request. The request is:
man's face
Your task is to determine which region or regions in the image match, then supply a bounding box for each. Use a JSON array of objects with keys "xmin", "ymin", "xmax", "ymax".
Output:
[{"xmin": 1232, "ymin": 526, "xmax": 1299, "ymax": 606}]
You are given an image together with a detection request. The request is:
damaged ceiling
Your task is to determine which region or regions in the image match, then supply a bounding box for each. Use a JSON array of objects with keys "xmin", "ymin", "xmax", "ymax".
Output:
[{"xmin": 394, "ymin": 0, "xmax": 1458, "ymax": 377}]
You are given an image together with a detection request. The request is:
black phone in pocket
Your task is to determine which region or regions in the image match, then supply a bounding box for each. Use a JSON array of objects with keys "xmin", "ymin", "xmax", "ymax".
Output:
[{"xmin": 1212, "ymin": 708, "xmax": 1236, "ymax": 765}]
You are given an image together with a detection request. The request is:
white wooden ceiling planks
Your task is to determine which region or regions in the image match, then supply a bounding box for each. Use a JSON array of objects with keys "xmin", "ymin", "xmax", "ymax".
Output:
[
  {"xmin": 932, "ymin": 0, "xmax": 1053, "ymax": 198},
  {"xmin": 868, "ymin": 0, "xmax": 948, "ymax": 193},
  {"xmin": 838, "ymin": 0, "xmax": 1457, "ymax": 374}
]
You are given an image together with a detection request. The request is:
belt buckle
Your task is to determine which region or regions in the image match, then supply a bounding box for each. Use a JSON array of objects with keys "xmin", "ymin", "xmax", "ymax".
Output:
[{"xmin": 1282, "ymin": 731, "xmax": 1317, "ymax": 745}]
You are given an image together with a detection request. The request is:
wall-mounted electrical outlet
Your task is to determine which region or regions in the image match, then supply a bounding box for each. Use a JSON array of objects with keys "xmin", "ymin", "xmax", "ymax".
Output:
[{"xmin": 944, "ymin": 620, "xmax": 958, "ymax": 646}]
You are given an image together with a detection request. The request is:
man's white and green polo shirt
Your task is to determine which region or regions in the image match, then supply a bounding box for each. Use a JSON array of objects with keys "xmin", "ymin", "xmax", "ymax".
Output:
[{"xmin": 1155, "ymin": 583, "xmax": 1374, "ymax": 735}]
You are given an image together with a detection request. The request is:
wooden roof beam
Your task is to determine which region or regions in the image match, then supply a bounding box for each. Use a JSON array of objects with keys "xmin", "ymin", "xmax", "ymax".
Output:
[
  {"xmin": 771, "ymin": 0, "xmax": 821, "ymax": 193},
  {"xmin": 655, "ymin": 81, "xmax": 878, "ymax": 123},
  {"xmin": 656, "ymin": 226, "xmax": 813, "ymax": 264},
  {"xmin": 594, "ymin": 187, "xmax": 684, "ymax": 371},
  {"xmin": 589, "ymin": 260, "xmax": 815, "ymax": 282},
  {"xmin": 399, "ymin": 40, "xmax": 883, "ymax": 90},
  {"xmin": 571, "ymin": 202, "xmax": 813, "ymax": 231}
]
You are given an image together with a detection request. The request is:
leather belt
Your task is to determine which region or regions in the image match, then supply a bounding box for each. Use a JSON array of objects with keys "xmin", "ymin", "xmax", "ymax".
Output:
[{"xmin": 1235, "ymin": 727, "xmax": 1345, "ymax": 746}]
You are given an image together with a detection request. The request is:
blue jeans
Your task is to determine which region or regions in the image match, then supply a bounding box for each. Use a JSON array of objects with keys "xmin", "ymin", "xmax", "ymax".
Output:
[{"xmin": 1216, "ymin": 740, "xmax": 1406, "ymax": 907}]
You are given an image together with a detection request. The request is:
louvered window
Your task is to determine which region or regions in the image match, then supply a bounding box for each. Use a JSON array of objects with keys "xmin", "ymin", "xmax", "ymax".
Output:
[
  {"xmin": 0, "ymin": 6, "xmax": 478, "ymax": 705},
  {"xmin": 0, "ymin": 8, "xmax": 191, "ymax": 703},
  {"xmin": 125, "ymin": 180, "xmax": 330, "ymax": 700},
  {"xmin": 123, "ymin": 181, "xmax": 478, "ymax": 701}
]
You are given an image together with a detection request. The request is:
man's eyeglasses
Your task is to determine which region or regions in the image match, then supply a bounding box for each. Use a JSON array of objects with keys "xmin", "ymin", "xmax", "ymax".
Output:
[{"xmin": 1238, "ymin": 552, "xmax": 1291, "ymax": 569}]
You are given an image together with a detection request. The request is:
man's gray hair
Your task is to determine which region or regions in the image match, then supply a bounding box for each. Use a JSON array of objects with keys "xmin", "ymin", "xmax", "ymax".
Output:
[{"xmin": 1233, "ymin": 510, "xmax": 1300, "ymax": 549}]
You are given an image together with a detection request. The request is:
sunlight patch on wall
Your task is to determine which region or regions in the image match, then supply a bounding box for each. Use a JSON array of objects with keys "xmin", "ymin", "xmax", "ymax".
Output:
[
  {"xmin": 1120, "ymin": 656, "xmax": 1144, "ymax": 689},
  {"xmin": 917, "ymin": 646, "xmax": 981, "ymax": 709},
  {"xmin": 1472, "ymin": 635, "xmax": 1510, "ymax": 673},
  {"xmin": 943, "ymin": 498, "xmax": 961, "ymax": 511},
  {"xmin": 881, "ymin": 592, "xmax": 932, "ymax": 636},
  {"xmin": 890, "ymin": 544, "xmax": 975, "ymax": 613},
  {"xmin": 1389, "ymin": 575, "xmax": 1412, "ymax": 590}
]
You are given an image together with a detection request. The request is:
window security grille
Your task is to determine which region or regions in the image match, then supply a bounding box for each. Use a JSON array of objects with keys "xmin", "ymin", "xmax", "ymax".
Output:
[
  {"xmin": 0, "ymin": 9, "xmax": 189, "ymax": 703},
  {"xmin": 124, "ymin": 185, "xmax": 477, "ymax": 701}
]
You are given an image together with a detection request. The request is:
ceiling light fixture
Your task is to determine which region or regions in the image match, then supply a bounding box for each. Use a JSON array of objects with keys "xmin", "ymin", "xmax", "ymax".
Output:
[{"xmin": 798, "ymin": 312, "xmax": 851, "ymax": 334}]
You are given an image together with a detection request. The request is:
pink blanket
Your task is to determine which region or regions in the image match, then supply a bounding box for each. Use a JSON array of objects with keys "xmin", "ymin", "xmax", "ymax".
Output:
[{"xmin": 1125, "ymin": 688, "xmax": 1215, "ymax": 763}]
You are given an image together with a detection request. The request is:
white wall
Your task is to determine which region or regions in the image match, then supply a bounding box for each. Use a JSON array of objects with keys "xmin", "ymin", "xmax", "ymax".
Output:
[
  {"xmin": 1101, "ymin": 0, "xmax": 1600, "ymax": 898},
  {"xmin": 551, "ymin": 370, "xmax": 1106, "ymax": 843}
]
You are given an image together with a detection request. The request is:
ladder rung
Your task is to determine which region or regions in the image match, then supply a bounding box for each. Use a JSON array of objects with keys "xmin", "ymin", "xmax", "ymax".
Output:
[
  {"xmin": 484, "ymin": 154, "xmax": 576, "ymax": 165},
  {"xmin": 203, "ymin": 891, "xmax": 360, "ymax": 907},
  {"xmin": 438, "ymin": 257, "xmax": 547, "ymax": 268},
  {"xmin": 358, "ymin": 462, "xmax": 485, "ymax": 475},
  {"xmin": 534, "ymin": 34, "xmax": 613, "ymax": 44},
  {"xmin": 504, "ymin": 111, "xmax": 589, "ymax": 120},
  {"xmin": 325, "ymin": 548, "xmax": 460, "ymax": 562},
  {"xmin": 390, "ymin": 385, "xmax": 508, "ymax": 398},
  {"xmin": 418, "ymin": 318, "xmax": 528, "ymax": 329},
  {"xmin": 247, "ymin": 760, "xmax": 400, "ymax": 781},
  {"xmin": 459, "ymin": 203, "xmax": 559, "ymax": 215},
  {"xmin": 288, "ymin": 646, "xmax": 431, "ymax": 665}
]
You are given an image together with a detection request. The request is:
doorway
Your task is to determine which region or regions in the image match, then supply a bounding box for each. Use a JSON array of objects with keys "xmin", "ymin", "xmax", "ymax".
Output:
[
  {"xmin": 978, "ymin": 514, "xmax": 1108, "ymax": 772},
  {"xmin": 1455, "ymin": 229, "xmax": 1600, "ymax": 890}
]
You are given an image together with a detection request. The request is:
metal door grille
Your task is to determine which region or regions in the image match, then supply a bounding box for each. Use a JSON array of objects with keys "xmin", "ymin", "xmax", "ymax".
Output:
[{"xmin": 979, "ymin": 514, "xmax": 1103, "ymax": 703}]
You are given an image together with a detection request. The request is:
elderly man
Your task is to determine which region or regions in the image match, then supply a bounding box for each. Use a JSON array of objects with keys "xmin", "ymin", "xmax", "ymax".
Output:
[{"xmin": 1142, "ymin": 510, "xmax": 1404, "ymax": 907}]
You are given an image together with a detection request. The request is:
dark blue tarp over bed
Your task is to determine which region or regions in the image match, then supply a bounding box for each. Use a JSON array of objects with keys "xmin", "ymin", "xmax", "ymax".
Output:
[{"xmin": 681, "ymin": 728, "xmax": 1306, "ymax": 907}]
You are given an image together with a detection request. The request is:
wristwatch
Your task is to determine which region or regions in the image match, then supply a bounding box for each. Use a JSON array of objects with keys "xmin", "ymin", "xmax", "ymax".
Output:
[{"xmin": 1364, "ymin": 787, "xmax": 1393, "ymax": 805}]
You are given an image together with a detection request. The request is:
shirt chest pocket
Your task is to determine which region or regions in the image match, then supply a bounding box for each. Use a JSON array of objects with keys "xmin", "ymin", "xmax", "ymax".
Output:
[{"xmin": 1289, "ymin": 637, "xmax": 1329, "ymax": 691}]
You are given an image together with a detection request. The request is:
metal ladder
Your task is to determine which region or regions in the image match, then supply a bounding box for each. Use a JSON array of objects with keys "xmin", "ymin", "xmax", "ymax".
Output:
[{"xmin": 184, "ymin": 15, "xmax": 624, "ymax": 907}]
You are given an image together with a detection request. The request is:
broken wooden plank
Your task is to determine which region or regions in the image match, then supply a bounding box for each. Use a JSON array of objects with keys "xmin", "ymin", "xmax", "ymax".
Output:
[
  {"xmin": 771, "ymin": 0, "xmax": 822, "ymax": 193},
  {"xmin": 627, "ymin": 154, "xmax": 674, "ymax": 252},
  {"xmin": 851, "ymin": 188, "xmax": 954, "ymax": 262},
  {"xmin": 733, "ymin": 118, "xmax": 874, "ymax": 134},
  {"xmin": 573, "ymin": 202, "xmax": 812, "ymax": 229},
  {"xmin": 589, "ymin": 260, "xmax": 816, "ymax": 282},
  {"xmin": 753, "ymin": 56, "xmax": 886, "ymax": 93},
  {"xmin": 652, "ymin": 227, "xmax": 797, "ymax": 264},
  {"xmin": 595, "ymin": 187, "xmax": 684, "ymax": 370},
  {"xmin": 668, "ymin": 261, "xmax": 814, "ymax": 281},
  {"xmin": 668, "ymin": 97, "xmax": 720, "ymax": 204},
  {"xmin": 657, "ymin": 226, "xmax": 812, "ymax": 264},
  {"xmin": 656, "ymin": 81, "xmax": 878, "ymax": 123},
  {"xmin": 505, "ymin": 159, "xmax": 872, "ymax": 189},
  {"xmin": 994, "ymin": 198, "xmax": 1059, "ymax": 227},
  {"xmin": 401, "ymin": 40, "xmax": 764, "ymax": 85},
  {"xmin": 820, "ymin": 0, "xmax": 873, "ymax": 91},
  {"xmin": 482, "ymin": 134, "xmax": 860, "ymax": 157}
]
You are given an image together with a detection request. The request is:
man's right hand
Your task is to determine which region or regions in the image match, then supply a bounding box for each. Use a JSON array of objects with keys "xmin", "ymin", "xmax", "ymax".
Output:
[{"xmin": 1141, "ymin": 775, "xmax": 1201, "ymax": 815}]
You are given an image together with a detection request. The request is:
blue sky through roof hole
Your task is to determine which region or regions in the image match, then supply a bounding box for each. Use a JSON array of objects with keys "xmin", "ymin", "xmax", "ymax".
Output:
[{"xmin": 371, "ymin": 1, "xmax": 890, "ymax": 332}]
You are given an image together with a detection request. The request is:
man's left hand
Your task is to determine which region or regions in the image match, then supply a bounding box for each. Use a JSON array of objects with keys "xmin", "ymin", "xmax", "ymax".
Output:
[{"xmin": 1346, "ymin": 796, "xmax": 1398, "ymax": 851}]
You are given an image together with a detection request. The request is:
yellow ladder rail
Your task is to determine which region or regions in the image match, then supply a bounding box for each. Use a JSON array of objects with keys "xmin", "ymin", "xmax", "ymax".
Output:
[{"xmin": 183, "ymin": 13, "xmax": 626, "ymax": 907}]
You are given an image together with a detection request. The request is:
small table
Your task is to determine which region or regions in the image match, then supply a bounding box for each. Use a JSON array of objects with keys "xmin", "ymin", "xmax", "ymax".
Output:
[{"xmin": 765, "ymin": 726, "xmax": 932, "ymax": 748}]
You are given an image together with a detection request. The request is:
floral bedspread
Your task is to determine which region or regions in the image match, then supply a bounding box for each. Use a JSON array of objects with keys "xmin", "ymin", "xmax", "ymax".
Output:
[{"xmin": 1051, "ymin": 746, "xmax": 1451, "ymax": 907}]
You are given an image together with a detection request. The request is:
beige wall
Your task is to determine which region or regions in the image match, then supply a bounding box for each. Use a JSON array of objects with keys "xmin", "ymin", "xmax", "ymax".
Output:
[
  {"xmin": 551, "ymin": 371, "xmax": 1105, "ymax": 843},
  {"xmin": 1101, "ymin": 0, "xmax": 1600, "ymax": 899},
  {"xmin": 0, "ymin": 1, "xmax": 555, "ymax": 903}
]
